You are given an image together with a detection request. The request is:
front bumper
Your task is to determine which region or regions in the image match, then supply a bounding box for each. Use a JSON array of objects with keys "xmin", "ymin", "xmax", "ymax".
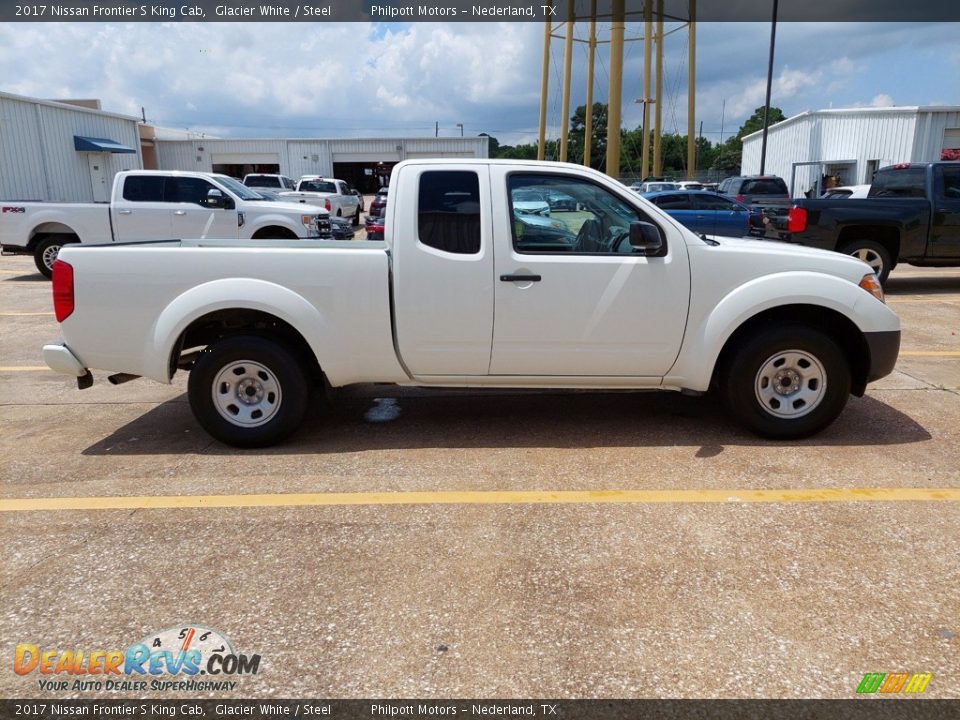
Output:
[
  {"xmin": 43, "ymin": 342, "xmax": 93, "ymax": 388},
  {"xmin": 865, "ymin": 330, "xmax": 901, "ymax": 382}
]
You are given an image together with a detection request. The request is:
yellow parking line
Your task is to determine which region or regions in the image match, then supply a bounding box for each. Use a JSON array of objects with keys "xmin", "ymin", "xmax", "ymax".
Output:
[
  {"xmin": 0, "ymin": 312, "xmax": 54, "ymax": 316},
  {"xmin": 899, "ymin": 351, "xmax": 960, "ymax": 357},
  {"xmin": 0, "ymin": 366, "xmax": 49, "ymax": 372},
  {"xmin": 888, "ymin": 298, "xmax": 960, "ymax": 304},
  {"xmin": 1, "ymin": 487, "xmax": 958, "ymax": 513}
]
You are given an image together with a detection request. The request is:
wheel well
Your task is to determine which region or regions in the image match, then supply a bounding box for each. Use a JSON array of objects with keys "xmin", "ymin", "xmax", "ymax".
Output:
[
  {"xmin": 836, "ymin": 226, "xmax": 900, "ymax": 267},
  {"xmin": 29, "ymin": 224, "xmax": 80, "ymax": 250},
  {"xmin": 171, "ymin": 309, "xmax": 323, "ymax": 385},
  {"xmin": 712, "ymin": 304, "xmax": 871, "ymax": 397},
  {"xmin": 251, "ymin": 226, "xmax": 298, "ymax": 240}
]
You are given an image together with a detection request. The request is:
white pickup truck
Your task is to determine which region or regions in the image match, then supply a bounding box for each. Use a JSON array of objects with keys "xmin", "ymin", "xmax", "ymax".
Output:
[
  {"xmin": 1, "ymin": 170, "xmax": 332, "ymax": 277},
  {"xmin": 279, "ymin": 176, "xmax": 362, "ymax": 225},
  {"xmin": 43, "ymin": 159, "xmax": 900, "ymax": 447}
]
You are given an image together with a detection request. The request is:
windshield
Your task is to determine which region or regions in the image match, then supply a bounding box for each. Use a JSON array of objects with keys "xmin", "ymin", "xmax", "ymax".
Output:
[
  {"xmin": 214, "ymin": 175, "xmax": 263, "ymax": 201},
  {"xmin": 514, "ymin": 190, "xmax": 546, "ymax": 202},
  {"xmin": 245, "ymin": 175, "xmax": 280, "ymax": 188}
]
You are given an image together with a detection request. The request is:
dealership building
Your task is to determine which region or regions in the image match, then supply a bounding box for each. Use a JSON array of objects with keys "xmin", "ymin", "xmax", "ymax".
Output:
[
  {"xmin": 741, "ymin": 106, "xmax": 960, "ymax": 197},
  {"xmin": 0, "ymin": 91, "xmax": 490, "ymax": 201}
]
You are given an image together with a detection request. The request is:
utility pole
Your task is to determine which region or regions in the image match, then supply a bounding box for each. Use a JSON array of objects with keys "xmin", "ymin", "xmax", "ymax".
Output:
[
  {"xmin": 640, "ymin": 1, "xmax": 652, "ymax": 179},
  {"xmin": 653, "ymin": 0, "xmax": 664, "ymax": 176},
  {"xmin": 435, "ymin": 121, "xmax": 439, "ymax": 138},
  {"xmin": 686, "ymin": 0, "xmax": 696, "ymax": 180},
  {"xmin": 760, "ymin": 0, "xmax": 779, "ymax": 175}
]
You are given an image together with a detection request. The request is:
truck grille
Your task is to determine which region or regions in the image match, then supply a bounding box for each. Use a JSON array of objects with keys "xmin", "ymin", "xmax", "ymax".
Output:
[{"xmin": 316, "ymin": 216, "xmax": 332, "ymax": 238}]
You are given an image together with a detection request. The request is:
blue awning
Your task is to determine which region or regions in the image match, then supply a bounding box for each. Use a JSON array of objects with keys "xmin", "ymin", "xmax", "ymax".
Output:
[{"xmin": 73, "ymin": 135, "xmax": 137, "ymax": 153}]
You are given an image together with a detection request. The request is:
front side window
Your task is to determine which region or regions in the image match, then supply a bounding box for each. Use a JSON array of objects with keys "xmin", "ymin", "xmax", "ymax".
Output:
[
  {"xmin": 165, "ymin": 177, "xmax": 217, "ymax": 205},
  {"xmin": 417, "ymin": 171, "xmax": 481, "ymax": 255},
  {"xmin": 509, "ymin": 174, "xmax": 649, "ymax": 254},
  {"xmin": 122, "ymin": 175, "xmax": 165, "ymax": 202},
  {"xmin": 937, "ymin": 166, "xmax": 960, "ymax": 199}
]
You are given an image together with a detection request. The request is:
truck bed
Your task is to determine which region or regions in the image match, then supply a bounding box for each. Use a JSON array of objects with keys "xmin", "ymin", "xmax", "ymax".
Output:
[{"xmin": 56, "ymin": 239, "xmax": 402, "ymax": 387}]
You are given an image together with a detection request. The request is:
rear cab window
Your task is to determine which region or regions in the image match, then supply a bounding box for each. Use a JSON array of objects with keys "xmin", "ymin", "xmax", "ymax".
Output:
[
  {"xmin": 122, "ymin": 176, "xmax": 165, "ymax": 202},
  {"xmin": 417, "ymin": 171, "xmax": 481, "ymax": 255},
  {"xmin": 869, "ymin": 167, "xmax": 928, "ymax": 198}
]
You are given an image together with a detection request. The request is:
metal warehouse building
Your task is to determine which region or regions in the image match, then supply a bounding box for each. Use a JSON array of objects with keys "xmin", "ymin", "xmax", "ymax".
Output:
[
  {"xmin": 154, "ymin": 136, "xmax": 490, "ymax": 193},
  {"xmin": 742, "ymin": 106, "xmax": 960, "ymax": 198},
  {"xmin": 0, "ymin": 91, "xmax": 142, "ymax": 203}
]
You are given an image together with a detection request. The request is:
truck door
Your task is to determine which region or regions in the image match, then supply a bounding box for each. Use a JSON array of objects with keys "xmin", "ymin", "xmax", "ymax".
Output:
[
  {"xmin": 392, "ymin": 166, "xmax": 494, "ymax": 376},
  {"xmin": 113, "ymin": 175, "xmax": 172, "ymax": 241},
  {"xmin": 929, "ymin": 164, "xmax": 960, "ymax": 258},
  {"xmin": 166, "ymin": 177, "xmax": 240, "ymax": 240},
  {"xmin": 489, "ymin": 167, "xmax": 690, "ymax": 377}
]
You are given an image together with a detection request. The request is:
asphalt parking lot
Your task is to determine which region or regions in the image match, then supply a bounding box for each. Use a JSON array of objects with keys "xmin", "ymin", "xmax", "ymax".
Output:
[{"xmin": 1, "ymin": 253, "xmax": 958, "ymax": 699}]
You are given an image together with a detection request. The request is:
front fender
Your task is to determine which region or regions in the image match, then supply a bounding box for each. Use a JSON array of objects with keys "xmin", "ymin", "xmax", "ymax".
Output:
[
  {"xmin": 665, "ymin": 271, "xmax": 900, "ymax": 392},
  {"xmin": 143, "ymin": 278, "xmax": 332, "ymax": 382},
  {"xmin": 244, "ymin": 213, "xmax": 309, "ymax": 238}
]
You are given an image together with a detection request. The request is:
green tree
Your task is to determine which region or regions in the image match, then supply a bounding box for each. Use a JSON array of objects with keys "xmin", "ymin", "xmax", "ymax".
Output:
[
  {"xmin": 478, "ymin": 133, "xmax": 500, "ymax": 157},
  {"xmin": 567, "ymin": 102, "xmax": 609, "ymax": 170}
]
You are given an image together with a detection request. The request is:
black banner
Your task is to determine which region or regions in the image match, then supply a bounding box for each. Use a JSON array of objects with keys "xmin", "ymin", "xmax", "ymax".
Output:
[
  {"xmin": 1, "ymin": 699, "xmax": 957, "ymax": 720},
  {"xmin": 3, "ymin": 0, "xmax": 960, "ymax": 23}
]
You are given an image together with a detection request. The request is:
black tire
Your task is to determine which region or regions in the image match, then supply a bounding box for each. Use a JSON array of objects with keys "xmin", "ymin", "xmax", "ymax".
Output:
[
  {"xmin": 837, "ymin": 239, "xmax": 892, "ymax": 284},
  {"xmin": 351, "ymin": 204, "xmax": 361, "ymax": 227},
  {"xmin": 188, "ymin": 335, "xmax": 310, "ymax": 448},
  {"xmin": 34, "ymin": 236, "xmax": 72, "ymax": 278},
  {"xmin": 721, "ymin": 325, "xmax": 851, "ymax": 439}
]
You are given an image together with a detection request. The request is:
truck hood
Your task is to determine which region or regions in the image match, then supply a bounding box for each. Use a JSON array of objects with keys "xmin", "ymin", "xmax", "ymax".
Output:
[
  {"xmin": 697, "ymin": 235, "xmax": 873, "ymax": 286},
  {"xmin": 249, "ymin": 200, "xmax": 330, "ymax": 215}
]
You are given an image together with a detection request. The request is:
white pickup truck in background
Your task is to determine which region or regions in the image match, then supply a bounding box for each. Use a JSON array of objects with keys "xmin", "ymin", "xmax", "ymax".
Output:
[
  {"xmin": 279, "ymin": 176, "xmax": 362, "ymax": 225},
  {"xmin": 43, "ymin": 159, "xmax": 900, "ymax": 447},
  {"xmin": 0, "ymin": 170, "xmax": 332, "ymax": 277}
]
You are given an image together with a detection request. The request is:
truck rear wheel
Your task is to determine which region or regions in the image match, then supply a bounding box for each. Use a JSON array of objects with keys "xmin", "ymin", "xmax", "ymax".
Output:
[
  {"xmin": 34, "ymin": 236, "xmax": 75, "ymax": 279},
  {"xmin": 837, "ymin": 240, "xmax": 892, "ymax": 284},
  {"xmin": 188, "ymin": 335, "xmax": 309, "ymax": 448},
  {"xmin": 721, "ymin": 325, "xmax": 851, "ymax": 439},
  {"xmin": 352, "ymin": 204, "xmax": 361, "ymax": 227}
]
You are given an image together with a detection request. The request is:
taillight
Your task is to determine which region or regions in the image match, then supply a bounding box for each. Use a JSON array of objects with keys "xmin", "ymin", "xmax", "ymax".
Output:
[
  {"xmin": 324, "ymin": 199, "xmax": 331, "ymax": 212},
  {"xmin": 52, "ymin": 259, "xmax": 74, "ymax": 322},
  {"xmin": 735, "ymin": 194, "xmax": 745, "ymax": 203},
  {"xmin": 787, "ymin": 206, "xmax": 808, "ymax": 233}
]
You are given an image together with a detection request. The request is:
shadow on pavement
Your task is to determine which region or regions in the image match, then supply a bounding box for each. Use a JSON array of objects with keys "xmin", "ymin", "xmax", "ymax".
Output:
[
  {"xmin": 82, "ymin": 387, "xmax": 931, "ymax": 456},
  {"xmin": 886, "ymin": 274, "xmax": 960, "ymax": 295}
]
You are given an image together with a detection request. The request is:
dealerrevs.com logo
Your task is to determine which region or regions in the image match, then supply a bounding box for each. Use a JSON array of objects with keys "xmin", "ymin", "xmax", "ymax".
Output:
[{"xmin": 14, "ymin": 625, "xmax": 261, "ymax": 692}]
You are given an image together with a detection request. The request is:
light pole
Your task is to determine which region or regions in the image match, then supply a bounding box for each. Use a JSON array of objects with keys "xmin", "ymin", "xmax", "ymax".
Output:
[{"xmin": 456, "ymin": 123, "xmax": 464, "ymax": 137}]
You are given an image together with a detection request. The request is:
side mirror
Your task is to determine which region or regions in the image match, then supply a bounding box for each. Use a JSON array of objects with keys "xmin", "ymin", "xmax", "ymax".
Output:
[
  {"xmin": 206, "ymin": 188, "xmax": 225, "ymax": 208},
  {"xmin": 628, "ymin": 221, "xmax": 665, "ymax": 255}
]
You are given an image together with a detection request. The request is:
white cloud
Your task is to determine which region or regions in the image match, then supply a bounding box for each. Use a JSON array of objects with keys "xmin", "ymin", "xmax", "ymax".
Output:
[{"xmin": 0, "ymin": 21, "xmax": 955, "ymax": 147}]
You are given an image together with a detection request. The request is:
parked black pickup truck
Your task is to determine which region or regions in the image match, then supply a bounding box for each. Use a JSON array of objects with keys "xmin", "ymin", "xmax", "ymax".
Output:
[{"xmin": 772, "ymin": 162, "xmax": 960, "ymax": 283}]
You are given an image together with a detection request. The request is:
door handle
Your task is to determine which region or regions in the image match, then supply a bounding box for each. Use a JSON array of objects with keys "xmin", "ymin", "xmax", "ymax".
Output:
[
  {"xmin": 500, "ymin": 274, "xmax": 542, "ymax": 282},
  {"xmin": 174, "ymin": 210, "xmax": 186, "ymax": 216},
  {"xmin": 117, "ymin": 209, "xmax": 132, "ymax": 215}
]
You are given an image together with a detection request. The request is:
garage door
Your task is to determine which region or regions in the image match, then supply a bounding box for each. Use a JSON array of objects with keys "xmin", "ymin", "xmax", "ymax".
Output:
[{"xmin": 211, "ymin": 153, "xmax": 280, "ymax": 165}]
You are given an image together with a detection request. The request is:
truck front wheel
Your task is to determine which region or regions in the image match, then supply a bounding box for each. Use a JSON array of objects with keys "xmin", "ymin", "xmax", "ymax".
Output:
[
  {"xmin": 721, "ymin": 325, "xmax": 851, "ymax": 439},
  {"xmin": 838, "ymin": 240, "xmax": 892, "ymax": 284},
  {"xmin": 188, "ymin": 336, "xmax": 309, "ymax": 448}
]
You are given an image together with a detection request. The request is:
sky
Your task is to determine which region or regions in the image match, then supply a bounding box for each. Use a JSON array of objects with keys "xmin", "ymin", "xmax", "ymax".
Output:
[{"xmin": 0, "ymin": 21, "xmax": 957, "ymax": 147}]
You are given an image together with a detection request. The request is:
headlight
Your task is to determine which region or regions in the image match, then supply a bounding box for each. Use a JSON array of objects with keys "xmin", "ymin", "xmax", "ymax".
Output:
[{"xmin": 859, "ymin": 273, "xmax": 884, "ymax": 303}]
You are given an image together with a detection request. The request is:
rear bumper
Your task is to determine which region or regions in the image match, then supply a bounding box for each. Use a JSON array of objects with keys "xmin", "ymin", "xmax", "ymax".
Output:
[
  {"xmin": 43, "ymin": 343, "xmax": 93, "ymax": 389},
  {"xmin": 865, "ymin": 330, "xmax": 901, "ymax": 382},
  {"xmin": 43, "ymin": 343, "xmax": 86, "ymax": 377}
]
